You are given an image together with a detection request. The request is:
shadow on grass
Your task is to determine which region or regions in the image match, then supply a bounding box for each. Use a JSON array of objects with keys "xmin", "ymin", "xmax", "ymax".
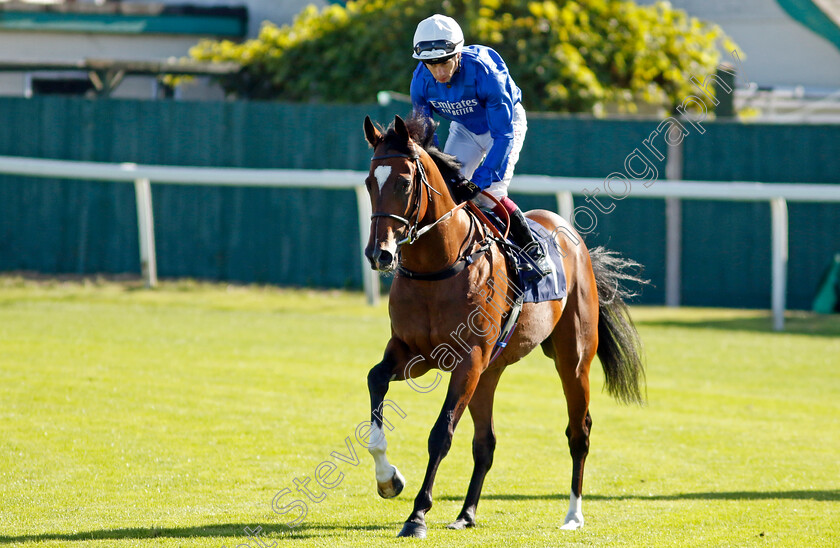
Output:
[
  {"xmin": 0, "ymin": 522, "xmax": 395, "ymax": 544},
  {"xmin": 438, "ymin": 489, "xmax": 840, "ymax": 502},
  {"xmin": 636, "ymin": 313, "xmax": 840, "ymax": 337},
  {"xmin": 4, "ymin": 490, "xmax": 837, "ymax": 543}
]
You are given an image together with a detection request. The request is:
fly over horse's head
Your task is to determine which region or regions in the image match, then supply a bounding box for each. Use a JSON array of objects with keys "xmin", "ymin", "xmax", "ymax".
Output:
[{"xmin": 363, "ymin": 114, "xmax": 440, "ymax": 272}]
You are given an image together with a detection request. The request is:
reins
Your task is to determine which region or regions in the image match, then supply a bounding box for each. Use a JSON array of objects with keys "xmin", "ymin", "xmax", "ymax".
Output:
[
  {"xmin": 370, "ymin": 152, "xmax": 468, "ymax": 247},
  {"xmin": 467, "ymin": 192, "xmax": 511, "ymax": 241},
  {"xmin": 369, "ymin": 151, "xmax": 479, "ymax": 281}
]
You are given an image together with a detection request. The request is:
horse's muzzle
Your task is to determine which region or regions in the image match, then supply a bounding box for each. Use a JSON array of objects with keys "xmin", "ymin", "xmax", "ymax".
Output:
[{"xmin": 366, "ymin": 245, "xmax": 396, "ymax": 272}]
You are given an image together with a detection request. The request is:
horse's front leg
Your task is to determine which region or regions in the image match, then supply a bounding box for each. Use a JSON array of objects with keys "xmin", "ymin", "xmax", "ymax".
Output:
[
  {"xmin": 398, "ymin": 359, "xmax": 483, "ymax": 539},
  {"xmin": 365, "ymin": 339, "xmax": 428, "ymax": 499},
  {"xmin": 447, "ymin": 365, "xmax": 505, "ymax": 530}
]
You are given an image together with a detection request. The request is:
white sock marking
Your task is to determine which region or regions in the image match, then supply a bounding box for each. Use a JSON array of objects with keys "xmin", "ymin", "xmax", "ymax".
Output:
[
  {"xmin": 367, "ymin": 424, "xmax": 395, "ymax": 482},
  {"xmin": 561, "ymin": 491, "xmax": 584, "ymax": 530}
]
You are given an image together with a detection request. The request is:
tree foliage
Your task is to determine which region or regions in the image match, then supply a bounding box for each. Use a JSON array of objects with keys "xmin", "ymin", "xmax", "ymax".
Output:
[{"xmin": 187, "ymin": 0, "xmax": 738, "ymax": 114}]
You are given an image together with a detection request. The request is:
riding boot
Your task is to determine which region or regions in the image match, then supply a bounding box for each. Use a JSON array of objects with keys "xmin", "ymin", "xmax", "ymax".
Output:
[{"xmin": 508, "ymin": 207, "xmax": 552, "ymax": 277}]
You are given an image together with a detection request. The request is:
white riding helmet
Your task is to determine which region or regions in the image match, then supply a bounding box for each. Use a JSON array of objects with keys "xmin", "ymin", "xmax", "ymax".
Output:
[{"xmin": 412, "ymin": 14, "xmax": 464, "ymax": 63}]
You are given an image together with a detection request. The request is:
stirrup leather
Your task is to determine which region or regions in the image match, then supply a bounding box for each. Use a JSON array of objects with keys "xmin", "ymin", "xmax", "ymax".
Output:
[{"xmin": 520, "ymin": 242, "xmax": 553, "ymax": 276}]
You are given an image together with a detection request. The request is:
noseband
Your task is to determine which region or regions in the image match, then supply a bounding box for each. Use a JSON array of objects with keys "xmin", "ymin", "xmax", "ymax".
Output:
[{"xmin": 370, "ymin": 152, "xmax": 441, "ymax": 246}]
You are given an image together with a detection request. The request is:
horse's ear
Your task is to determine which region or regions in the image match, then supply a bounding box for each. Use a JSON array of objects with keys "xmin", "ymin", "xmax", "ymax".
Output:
[
  {"xmin": 394, "ymin": 115, "xmax": 409, "ymax": 140},
  {"xmin": 364, "ymin": 116, "xmax": 381, "ymax": 147}
]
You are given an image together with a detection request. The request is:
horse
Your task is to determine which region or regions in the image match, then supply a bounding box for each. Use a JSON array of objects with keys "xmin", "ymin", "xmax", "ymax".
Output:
[{"xmin": 361, "ymin": 113, "xmax": 646, "ymax": 539}]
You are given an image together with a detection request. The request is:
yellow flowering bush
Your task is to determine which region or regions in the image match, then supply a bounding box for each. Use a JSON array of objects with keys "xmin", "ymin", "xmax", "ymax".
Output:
[{"xmin": 187, "ymin": 0, "xmax": 737, "ymax": 114}]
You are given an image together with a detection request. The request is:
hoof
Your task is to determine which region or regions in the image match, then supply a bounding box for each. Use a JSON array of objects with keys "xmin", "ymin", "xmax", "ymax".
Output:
[
  {"xmin": 446, "ymin": 517, "xmax": 475, "ymax": 530},
  {"xmin": 397, "ymin": 521, "xmax": 427, "ymax": 538},
  {"xmin": 561, "ymin": 513, "xmax": 584, "ymax": 530},
  {"xmin": 376, "ymin": 466, "xmax": 405, "ymax": 499}
]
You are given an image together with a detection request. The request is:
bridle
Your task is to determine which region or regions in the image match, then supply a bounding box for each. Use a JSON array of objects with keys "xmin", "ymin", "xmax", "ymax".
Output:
[
  {"xmin": 368, "ymin": 145, "xmax": 521, "ymax": 359},
  {"xmin": 368, "ymin": 148, "xmax": 499, "ymax": 282},
  {"xmin": 369, "ymin": 151, "xmax": 465, "ymax": 247}
]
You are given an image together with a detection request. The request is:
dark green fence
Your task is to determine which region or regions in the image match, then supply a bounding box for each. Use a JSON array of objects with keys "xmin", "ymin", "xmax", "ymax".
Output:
[
  {"xmin": 0, "ymin": 96, "xmax": 838, "ymax": 309},
  {"xmin": 682, "ymin": 122, "xmax": 840, "ymax": 309}
]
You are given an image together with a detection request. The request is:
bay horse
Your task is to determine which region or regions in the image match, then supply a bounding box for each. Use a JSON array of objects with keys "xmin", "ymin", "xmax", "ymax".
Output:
[{"xmin": 361, "ymin": 114, "xmax": 645, "ymax": 538}]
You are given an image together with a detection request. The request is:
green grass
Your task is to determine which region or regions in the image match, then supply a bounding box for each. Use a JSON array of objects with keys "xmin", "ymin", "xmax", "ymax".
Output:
[{"xmin": 0, "ymin": 276, "xmax": 838, "ymax": 547}]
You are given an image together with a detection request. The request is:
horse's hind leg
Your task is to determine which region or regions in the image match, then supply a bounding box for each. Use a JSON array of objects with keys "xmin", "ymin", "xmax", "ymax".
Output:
[
  {"xmin": 447, "ymin": 366, "xmax": 505, "ymax": 530},
  {"xmin": 548, "ymin": 295, "xmax": 598, "ymax": 530}
]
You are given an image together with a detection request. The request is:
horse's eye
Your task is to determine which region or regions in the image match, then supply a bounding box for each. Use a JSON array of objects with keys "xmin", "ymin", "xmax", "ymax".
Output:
[{"xmin": 396, "ymin": 176, "xmax": 412, "ymax": 193}]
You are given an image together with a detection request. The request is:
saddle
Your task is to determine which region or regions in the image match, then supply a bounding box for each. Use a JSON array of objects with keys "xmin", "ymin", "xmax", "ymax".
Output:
[
  {"xmin": 472, "ymin": 206, "xmax": 567, "ymax": 304},
  {"xmin": 466, "ymin": 205, "xmax": 568, "ymax": 365}
]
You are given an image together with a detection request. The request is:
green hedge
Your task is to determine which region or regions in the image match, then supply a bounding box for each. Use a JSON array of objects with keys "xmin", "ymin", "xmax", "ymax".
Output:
[{"xmin": 186, "ymin": 0, "xmax": 737, "ymax": 114}]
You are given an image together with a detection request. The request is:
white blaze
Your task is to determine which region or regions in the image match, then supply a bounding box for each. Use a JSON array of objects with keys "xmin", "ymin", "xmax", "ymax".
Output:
[{"xmin": 374, "ymin": 165, "xmax": 391, "ymax": 192}]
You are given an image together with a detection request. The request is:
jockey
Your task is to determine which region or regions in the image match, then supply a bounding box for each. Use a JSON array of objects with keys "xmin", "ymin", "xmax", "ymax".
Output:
[{"xmin": 409, "ymin": 14, "xmax": 552, "ymax": 278}]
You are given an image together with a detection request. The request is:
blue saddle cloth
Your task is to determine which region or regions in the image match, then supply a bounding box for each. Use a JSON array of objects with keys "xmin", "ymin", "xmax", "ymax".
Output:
[{"xmin": 483, "ymin": 211, "xmax": 567, "ymax": 304}]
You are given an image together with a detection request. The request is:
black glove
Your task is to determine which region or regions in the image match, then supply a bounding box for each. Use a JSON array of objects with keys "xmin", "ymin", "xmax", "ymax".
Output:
[{"xmin": 452, "ymin": 178, "xmax": 481, "ymax": 203}]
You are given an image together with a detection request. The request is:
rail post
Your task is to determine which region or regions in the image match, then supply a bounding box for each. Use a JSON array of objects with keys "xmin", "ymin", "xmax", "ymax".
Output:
[
  {"xmin": 770, "ymin": 197, "xmax": 788, "ymax": 331},
  {"xmin": 133, "ymin": 177, "xmax": 158, "ymax": 288},
  {"xmin": 355, "ymin": 184, "xmax": 379, "ymax": 305}
]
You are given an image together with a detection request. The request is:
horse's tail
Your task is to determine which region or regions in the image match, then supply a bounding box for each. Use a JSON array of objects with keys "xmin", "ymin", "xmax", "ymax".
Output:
[{"xmin": 589, "ymin": 246, "xmax": 647, "ymax": 405}]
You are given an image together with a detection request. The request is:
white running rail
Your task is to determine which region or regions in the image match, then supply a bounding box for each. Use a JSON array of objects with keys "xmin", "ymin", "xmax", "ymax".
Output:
[{"xmin": 2, "ymin": 155, "xmax": 840, "ymax": 330}]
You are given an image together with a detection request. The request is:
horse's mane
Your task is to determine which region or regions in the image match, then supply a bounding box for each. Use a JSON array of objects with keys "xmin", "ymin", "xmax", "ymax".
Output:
[{"xmin": 379, "ymin": 113, "xmax": 464, "ymax": 189}]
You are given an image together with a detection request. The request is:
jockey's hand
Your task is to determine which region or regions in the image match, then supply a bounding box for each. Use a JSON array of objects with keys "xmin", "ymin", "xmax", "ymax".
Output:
[{"xmin": 452, "ymin": 179, "xmax": 481, "ymax": 203}]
